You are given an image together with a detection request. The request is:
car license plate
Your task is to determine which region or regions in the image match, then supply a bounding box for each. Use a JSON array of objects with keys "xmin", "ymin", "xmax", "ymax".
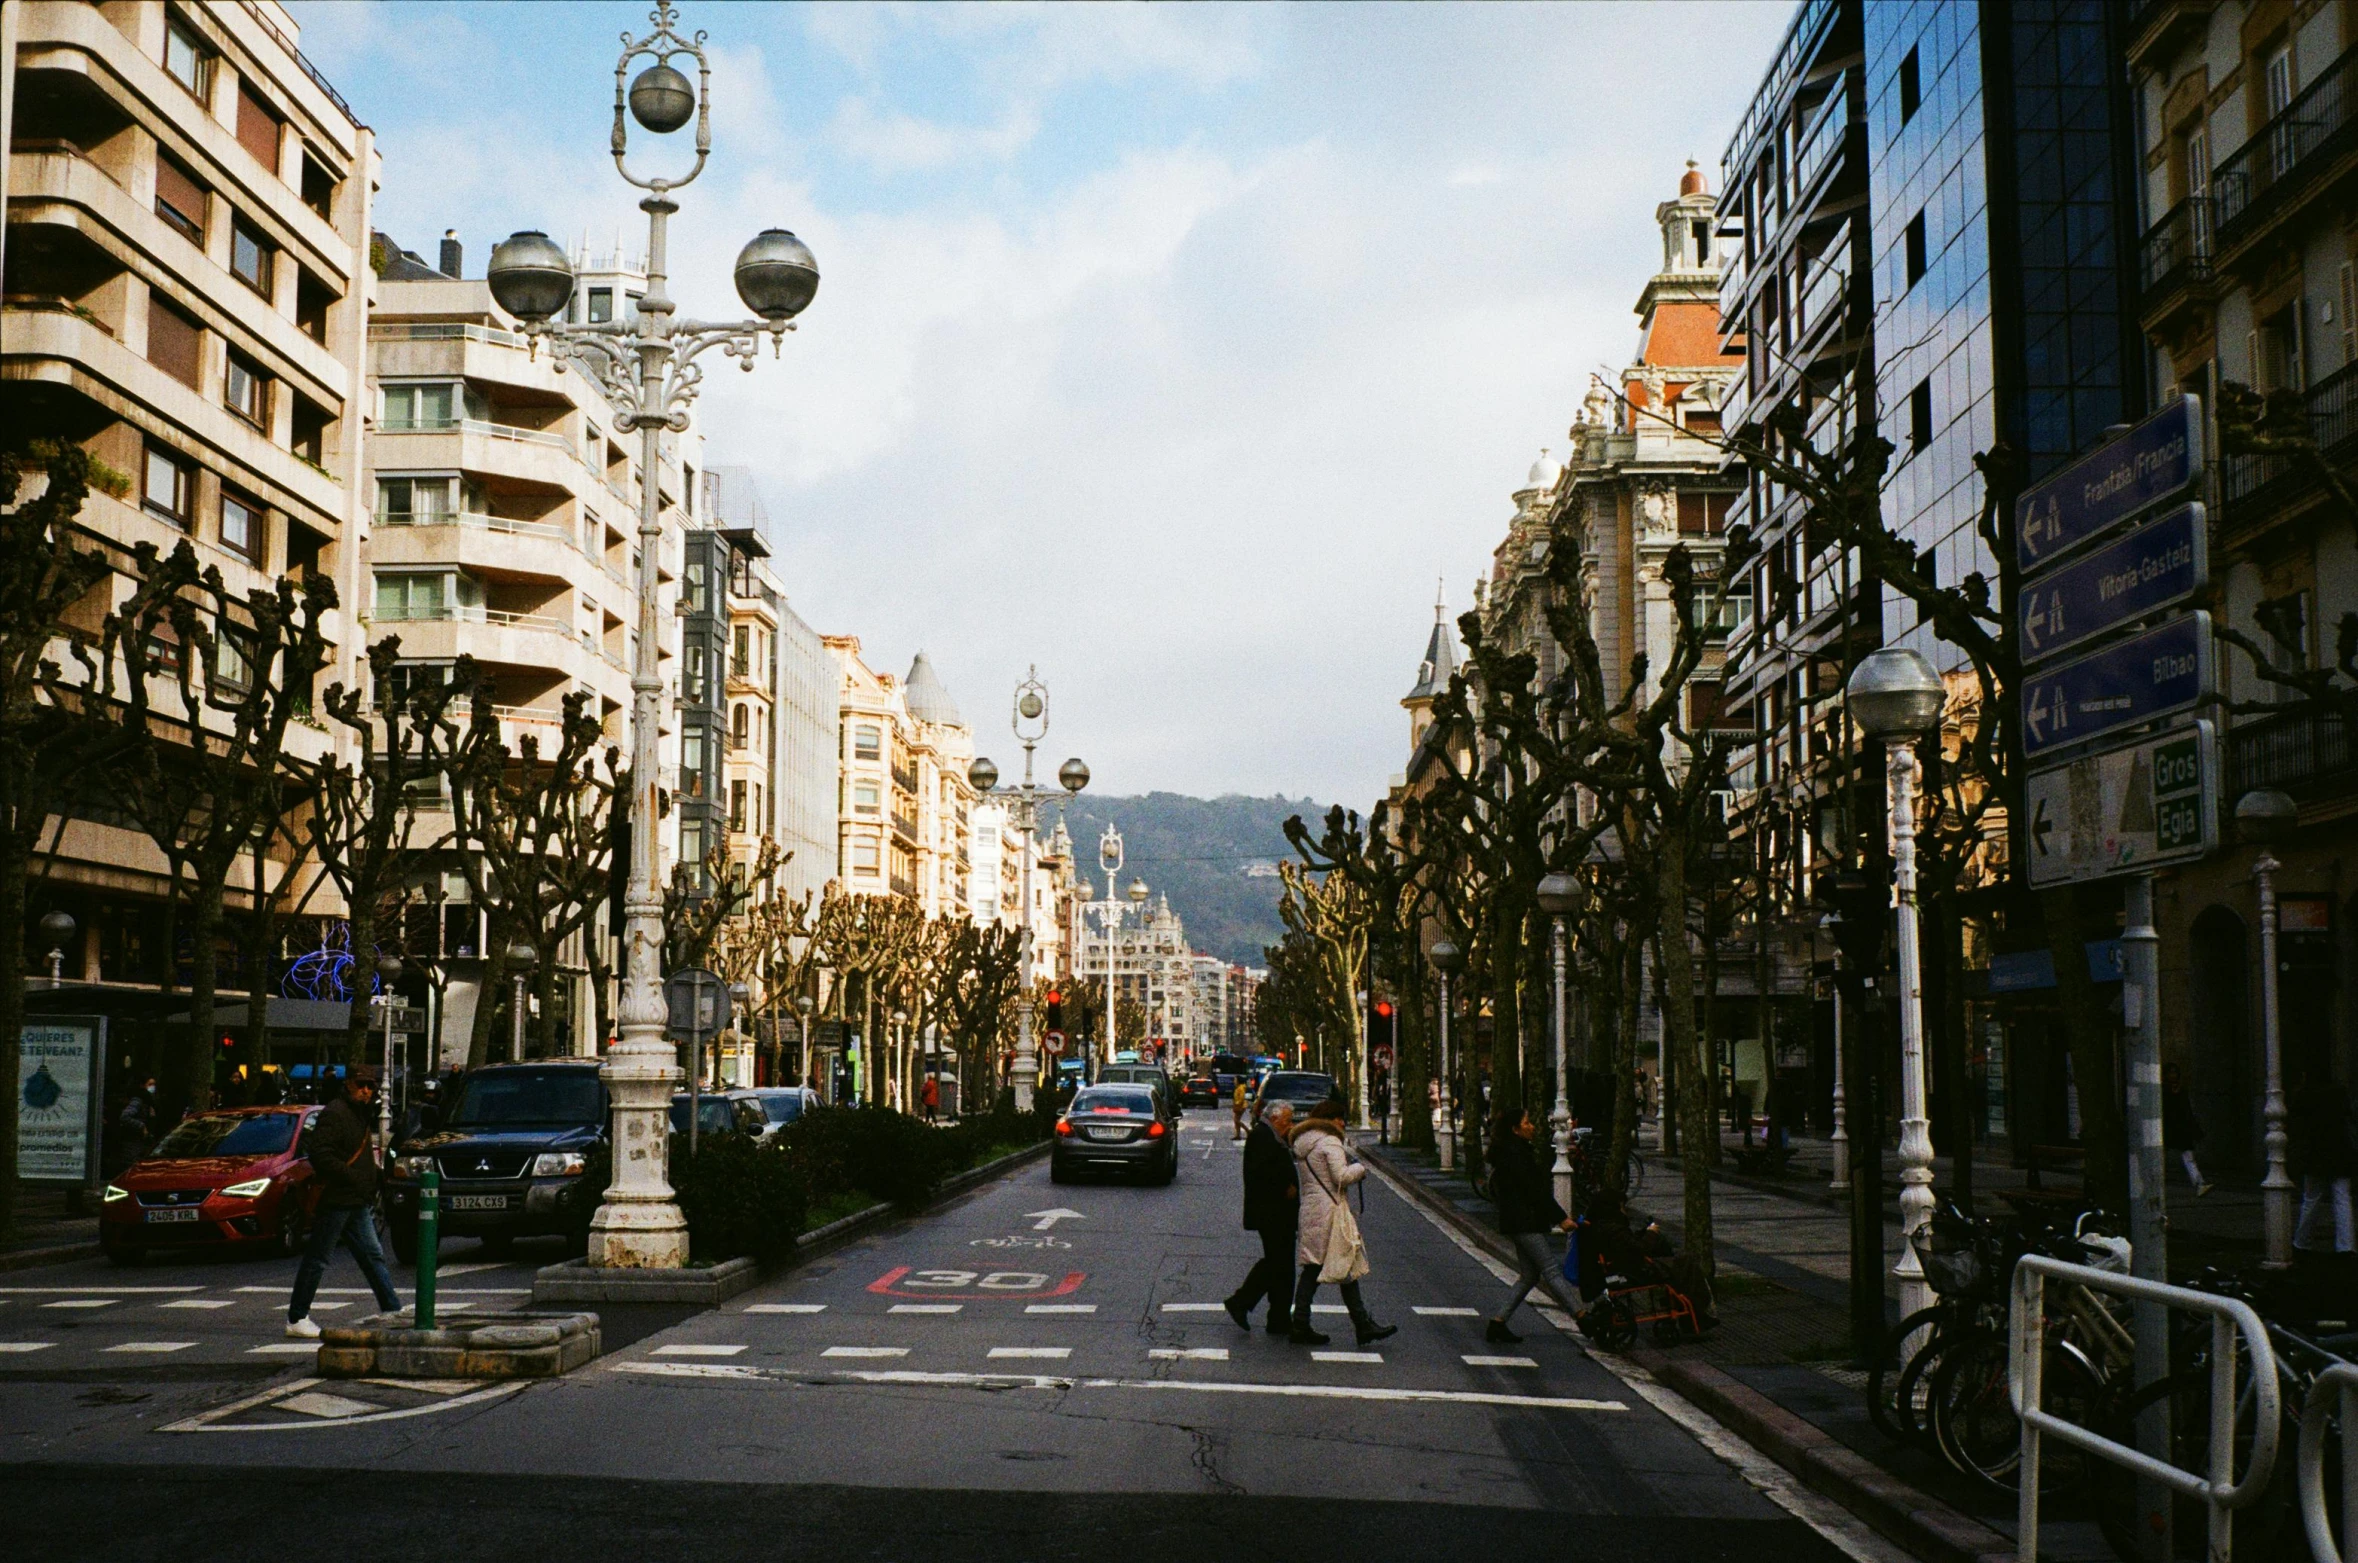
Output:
[
  {"xmin": 144, "ymin": 1208, "xmax": 201, "ymax": 1223},
  {"xmin": 446, "ymin": 1194, "xmax": 510, "ymax": 1211},
  {"xmin": 1084, "ymin": 1126, "xmax": 1131, "ymax": 1142}
]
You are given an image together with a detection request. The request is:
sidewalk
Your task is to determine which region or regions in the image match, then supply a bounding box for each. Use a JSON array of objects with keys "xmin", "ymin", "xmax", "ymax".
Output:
[
  {"xmin": 2, "ymin": 1187, "xmax": 101, "ymax": 1270},
  {"xmin": 1361, "ymin": 1132, "xmax": 2113, "ymax": 1563}
]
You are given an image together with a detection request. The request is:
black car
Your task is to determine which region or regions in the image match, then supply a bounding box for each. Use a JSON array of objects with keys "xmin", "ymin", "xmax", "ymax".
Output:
[
  {"xmin": 1098, "ymin": 1064, "xmax": 1180, "ymax": 1120},
  {"xmin": 1253, "ymin": 1070, "xmax": 1337, "ymax": 1116},
  {"xmin": 384, "ymin": 1062, "xmax": 607, "ymax": 1260},
  {"xmin": 1050, "ymin": 1085, "xmax": 1177, "ymax": 1185},
  {"xmin": 1179, "ymin": 1075, "xmax": 1222, "ymax": 1109}
]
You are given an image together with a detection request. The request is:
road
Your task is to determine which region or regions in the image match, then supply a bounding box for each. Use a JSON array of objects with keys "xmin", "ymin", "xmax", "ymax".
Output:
[{"xmin": 0, "ymin": 1118, "xmax": 1906, "ymax": 1562}]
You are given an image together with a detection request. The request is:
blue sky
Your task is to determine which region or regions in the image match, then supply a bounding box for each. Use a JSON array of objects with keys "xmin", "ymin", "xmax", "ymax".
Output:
[{"xmin": 290, "ymin": 1, "xmax": 1794, "ymax": 807}]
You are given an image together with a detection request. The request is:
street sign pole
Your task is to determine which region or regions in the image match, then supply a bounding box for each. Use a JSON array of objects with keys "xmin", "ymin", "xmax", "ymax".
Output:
[{"xmin": 2124, "ymin": 872, "xmax": 2173, "ymax": 1555}]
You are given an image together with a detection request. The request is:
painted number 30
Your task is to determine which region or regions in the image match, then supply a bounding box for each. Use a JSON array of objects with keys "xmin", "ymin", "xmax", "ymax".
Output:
[{"xmin": 901, "ymin": 1270, "xmax": 1051, "ymax": 1291}]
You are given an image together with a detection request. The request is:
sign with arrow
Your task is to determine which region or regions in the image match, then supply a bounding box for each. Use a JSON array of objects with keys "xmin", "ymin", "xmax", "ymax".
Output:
[
  {"xmin": 1026, "ymin": 1208, "xmax": 1084, "ymax": 1231},
  {"xmin": 2018, "ymin": 503, "xmax": 2208, "ymax": 667},
  {"xmin": 2025, "ymin": 721, "xmax": 2216, "ymax": 887},
  {"xmin": 2014, "ymin": 395, "xmax": 2201, "ymax": 571},
  {"xmin": 2021, "ymin": 612, "xmax": 2210, "ymax": 759},
  {"xmin": 1043, "ymin": 1029, "xmax": 1066, "ymax": 1057}
]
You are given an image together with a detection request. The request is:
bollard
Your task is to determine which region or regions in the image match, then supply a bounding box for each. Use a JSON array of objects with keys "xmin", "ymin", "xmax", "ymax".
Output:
[{"xmin": 415, "ymin": 1163, "xmax": 439, "ymax": 1330}]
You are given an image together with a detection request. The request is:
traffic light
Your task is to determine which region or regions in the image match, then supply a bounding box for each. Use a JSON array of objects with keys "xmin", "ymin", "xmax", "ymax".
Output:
[{"xmin": 1045, "ymin": 989, "xmax": 1064, "ymax": 1032}]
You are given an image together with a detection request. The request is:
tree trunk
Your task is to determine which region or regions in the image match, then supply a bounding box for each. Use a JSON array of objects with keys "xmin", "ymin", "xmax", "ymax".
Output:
[
  {"xmin": 1488, "ymin": 900, "xmax": 1522, "ymax": 1120},
  {"xmin": 1930, "ymin": 897, "xmax": 1972, "ymax": 1206},
  {"xmin": 0, "ymin": 845, "xmax": 27, "ymax": 1239},
  {"xmin": 178, "ymin": 876, "xmax": 228, "ymax": 1122},
  {"xmin": 1603, "ymin": 931, "xmax": 1637, "ymax": 1193},
  {"xmin": 242, "ymin": 836, "xmax": 275, "ymax": 1076},
  {"xmin": 1653, "ymin": 837, "xmax": 1717, "ymax": 1315},
  {"xmin": 1841, "ymin": 967, "xmax": 1887, "ymax": 1361},
  {"xmin": 2043, "ymin": 883, "xmax": 2126, "ymax": 1215},
  {"xmin": 1398, "ymin": 956, "xmax": 1434, "ymax": 1152},
  {"xmin": 468, "ymin": 927, "xmax": 510, "ymax": 1071},
  {"xmin": 1699, "ymin": 921, "xmax": 1723, "ymax": 1153}
]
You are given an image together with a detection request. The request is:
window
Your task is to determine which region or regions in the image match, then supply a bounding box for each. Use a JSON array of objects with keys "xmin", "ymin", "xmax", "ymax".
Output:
[
  {"xmin": 2265, "ymin": 45, "xmax": 2294, "ymax": 119},
  {"xmin": 373, "ymin": 573, "xmax": 447, "ymax": 621},
  {"xmin": 681, "ymin": 726, "xmax": 707, "ymax": 795},
  {"xmin": 731, "ymin": 703, "xmax": 750, "ymax": 749},
  {"xmin": 729, "ymin": 779, "xmax": 748, "ymax": 832},
  {"xmin": 1898, "ymin": 47, "xmax": 1920, "ymax": 124},
  {"xmin": 1677, "ymin": 492, "xmax": 1731, "ymax": 536},
  {"xmin": 2184, "ymin": 125, "xmax": 2209, "ymax": 202},
  {"xmin": 685, "ymin": 645, "xmax": 708, "ymax": 703},
  {"xmin": 236, "ymin": 82, "xmax": 282, "ymax": 175},
  {"xmin": 853, "ymin": 723, "xmax": 882, "ymax": 760},
  {"xmin": 292, "ymin": 394, "xmax": 332, "ymax": 466},
  {"xmin": 162, "ymin": 12, "xmax": 211, "ymax": 99},
  {"xmin": 211, "ymin": 626, "xmax": 253, "ymax": 692},
  {"xmin": 587, "ymin": 288, "xmax": 613, "ymax": 323},
  {"xmin": 154, "ymin": 153, "xmax": 207, "ymax": 242},
  {"xmin": 382, "ymin": 382, "xmax": 456, "ymax": 430},
  {"xmin": 1904, "ymin": 212, "xmax": 1927, "ymax": 287},
  {"xmin": 225, "ymin": 353, "xmax": 269, "ymax": 428},
  {"xmin": 1908, "ymin": 379, "xmax": 1933, "ymax": 453},
  {"xmin": 296, "ymin": 271, "xmax": 334, "ymax": 344},
  {"xmin": 143, "ymin": 444, "xmax": 195, "ymax": 528},
  {"xmin": 146, "ymin": 298, "xmax": 203, "ymax": 389},
  {"xmin": 219, "ymin": 490, "xmax": 262, "ymax": 558},
  {"xmin": 731, "ymin": 624, "xmax": 750, "ymax": 679},
  {"xmin": 851, "ymin": 838, "xmax": 880, "ymax": 874},
  {"xmin": 376, "ymin": 476, "xmax": 455, "ymax": 525},
  {"xmin": 2256, "ymin": 591, "xmax": 2311, "ymax": 669},
  {"xmin": 301, "ymin": 152, "xmax": 338, "ymax": 220},
  {"xmin": 853, "ymin": 780, "xmax": 881, "ymax": 815},
  {"xmin": 231, "ymin": 220, "xmax": 274, "ymax": 296}
]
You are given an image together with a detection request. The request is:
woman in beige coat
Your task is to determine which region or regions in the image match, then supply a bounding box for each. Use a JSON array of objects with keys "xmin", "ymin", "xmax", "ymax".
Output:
[{"xmin": 1287, "ymin": 1098, "xmax": 1397, "ymax": 1347}]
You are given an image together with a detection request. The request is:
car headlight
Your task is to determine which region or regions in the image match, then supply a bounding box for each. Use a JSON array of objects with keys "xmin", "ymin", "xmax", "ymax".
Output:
[
  {"xmin": 102, "ymin": 1184, "xmax": 130, "ymax": 1204},
  {"xmin": 219, "ymin": 1178, "xmax": 273, "ymax": 1198},
  {"xmin": 388, "ymin": 1156, "xmax": 435, "ymax": 1181},
  {"xmin": 532, "ymin": 1152, "xmax": 587, "ymax": 1177}
]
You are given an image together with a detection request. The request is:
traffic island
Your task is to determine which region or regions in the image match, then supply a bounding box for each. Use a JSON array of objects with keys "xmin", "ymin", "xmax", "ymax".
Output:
[
  {"xmin": 531, "ymin": 1255, "xmax": 760, "ymax": 1307},
  {"xmin": 317, "ymin": 1311, "xmax": 601, "ymax": 1379}
]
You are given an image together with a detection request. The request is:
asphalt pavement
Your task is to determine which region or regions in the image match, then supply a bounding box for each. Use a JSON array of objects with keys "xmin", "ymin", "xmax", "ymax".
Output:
[{"xmin": 0, "ymin": 1118, "xmax": 1913, "ymax": 1562}]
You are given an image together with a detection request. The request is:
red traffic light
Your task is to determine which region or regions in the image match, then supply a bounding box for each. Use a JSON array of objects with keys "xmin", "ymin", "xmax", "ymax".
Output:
[
  {"xmin": 1375, "ymin": 1001, "xmax": 1393, "ymax": 1019},
  {"xmin": 1047, "ymin": 989, "xmax": 1061, "ymax": 1005}
]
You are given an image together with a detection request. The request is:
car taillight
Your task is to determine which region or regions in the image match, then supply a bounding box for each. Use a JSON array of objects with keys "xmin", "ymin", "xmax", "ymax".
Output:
[
  {"xmin": 1055, "ymin": 1119, "xmax": 1073, "ymax": 1136},
  {"xmin": 1146, "ymin": 1121, "xmax": 1166, "ymax": 1139}
]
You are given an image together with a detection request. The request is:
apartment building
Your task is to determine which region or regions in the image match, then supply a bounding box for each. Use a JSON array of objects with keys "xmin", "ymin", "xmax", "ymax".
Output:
[
  {"xmin": 364, "ymin": 232, "xmax": 692, "ymax": 1058},
  {"xmin": 826, "ymin": 638, "xmax": 976, "ymax": 915},
  {"xmin": 3, "ymin": 0, "xmax": 374, "ymax": 1081},
  {"xmin": 2127, "ymin": 0, "xmax": 2358, "ymax": 1169}
]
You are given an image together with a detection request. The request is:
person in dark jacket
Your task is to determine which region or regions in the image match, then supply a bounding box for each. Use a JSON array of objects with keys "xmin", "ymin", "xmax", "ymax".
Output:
[
  {"xmin": 285, "ymin": 1068, "xmax": 401, "ymax": 1338},
  {"xmin": 2162, "ymin": 1062, "xmax": 2208, "ymax": 1196},
  {"xmin": 1223, "ymin": 1100, "xmax": 1300, "ymax": 1334},
  {"xmin": 2294, "ymin": 1077, "xmax": 2357, "ymax": 1257},
  {"xmin": 1484, "ymin": 1105, "xmax": 1582, "ymax": 1344}
]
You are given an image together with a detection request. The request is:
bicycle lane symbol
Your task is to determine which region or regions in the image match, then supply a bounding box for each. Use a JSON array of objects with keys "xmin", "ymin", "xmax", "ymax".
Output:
[{"xmin": 866, "ymin": 1266, "xmax": 1085, "ymax": 1300}]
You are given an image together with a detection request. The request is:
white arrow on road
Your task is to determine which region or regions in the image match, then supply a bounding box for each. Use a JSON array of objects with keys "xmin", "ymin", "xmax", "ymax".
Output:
[{"xmin": 1026, "ymin": 1208, "xmax": 1085, "ymax": 1231}]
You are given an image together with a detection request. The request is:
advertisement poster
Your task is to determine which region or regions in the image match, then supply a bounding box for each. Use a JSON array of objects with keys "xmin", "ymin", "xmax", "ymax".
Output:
[{"xmin": 18, "ymin": 1020, "xmax": 100, "ymax": 1183}]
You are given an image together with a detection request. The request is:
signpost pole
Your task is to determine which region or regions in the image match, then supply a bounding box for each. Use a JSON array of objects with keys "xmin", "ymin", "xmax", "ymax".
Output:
[{"xmin": 2123, "ymin": 872, "xmax": 2172, "ymax": 1557}]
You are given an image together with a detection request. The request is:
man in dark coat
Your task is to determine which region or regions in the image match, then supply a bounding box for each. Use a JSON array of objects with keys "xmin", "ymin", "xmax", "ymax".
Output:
[
  {"xmin": 1224, "ymin": 1100, "xmax": 1299, "ymax": 1334},
  {"xmin": 285, "ymin": 1068, "xmax": 402, "ymax": 1338}
]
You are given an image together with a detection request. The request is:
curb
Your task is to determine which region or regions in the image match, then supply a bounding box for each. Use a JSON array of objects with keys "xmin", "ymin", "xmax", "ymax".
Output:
[
  {"xmin": 0, "ymin": 1242, "xmax": 100, "ymax": 1273},
  {"xmin": 1364, "ymin": 1146, "xmax": 2010, "ymax": 1563}
]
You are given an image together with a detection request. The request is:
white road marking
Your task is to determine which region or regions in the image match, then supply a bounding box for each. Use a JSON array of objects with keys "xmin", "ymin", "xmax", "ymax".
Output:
[
  {"xmin": 744, "ymin": 1304, "xmax": 825, "ymax": 1314},
  {"xmin": 278, "ymin": 1391, "xmax": 381, "ymax": 1419},
  {"xmin": 1149, "ymin": 1348, "xmax": 1228, "ymax": 1361},
  {"xmin": 653, "ymin": 1344, "xmax": 746, "ymax": 1357},
  {"xmin": 42, "ymin": 1299, "xmax": 115, "ymax": 1309},
  {"xmin": 1160, "ymin": 1303, "xmax": 1224, "ymax": 1313},
  {"xmin": 106, "ymin": 1341, "xmax": 197, "ymax": 1353},
  {"xmin": 248, "ymin": 1344, "xmax": 318, "ymax": 1355},
  {"xmin": 1026, "ymin": 1304, "xmax": 1095, "ymax": 1314},
  {"xmin": 821, "ymin": 1346, "xmax": 908, "ymax": 1359},
  {"xmin": 987, "ymin": 1347, "xmax": 1071, "ymax": 1360},
  {"xmin": 1308, "ymin": 1304, "xmax": 1346, "ymax": 1314},
  {"xmin": 1463, "ymin": 1355, "xmax": 1539, "ymax": 1368},
  {"xmin": 615, "ymin": 1360, "xmax": 1629, "ymax": 1413},
  {"xmin": 1413, "ymin": 1307, "xmax": 1480, "ymax": 1317},
  {"xmin": 1311, "ymin": 1350, "xmax": 1383, "ymax": 1363},
  {"xmin": 430, "ymin": 1263, "xmax": 511, "ymax": 1278},
  {"xmin": 161, "ymin": 1299, "xmax": 236, "ymax": 1310},
  {"xmin": 1359, "ymin": 1153, "xmax": 1915, "ymax": 1563},
  {"xmin": 309, "ymin": 1303, "xmax": 351, "ymax": 1312},
  {"xmin": 889, "ymin": 1304, "xmax": 962, "ymax": 1315},
  {"xmin": 0, "ymin": 1342, "xmax": 56, "ymax": 1353},
  {"xmin": 158, "ymin": 1377, "xmax": 525, "ymax": 1434},
  {"xmin": 0, "ymin": 1285, "xmax": 201, "ymax": 1294}
]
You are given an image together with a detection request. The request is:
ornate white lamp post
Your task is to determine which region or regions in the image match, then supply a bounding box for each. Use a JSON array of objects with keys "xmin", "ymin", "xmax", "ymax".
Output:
[
  {"xmin": 39, "ymin": 909, "xmax": 75, "ymax": 986},
  {"xmin": 375, "ymin": 954, "xmax": 405, "ymax": 1155},
  {"xmin": 485, "ymin": 3, "xmax": 819, "ymax": 1269},
  {"xmin": 505, "ymin": 943, "xmax": 537, "ymax": 1064},
  {"xmin": 968, "ymin": 669, "xmax": 1088, "ymax": 1110},
  {"xmin": 1842, "ymin": 646, "xmax": 1945, "ymax": 1320},
  {"xmin": 794, "ymin": 993, "xmax": 815, "ymax": 1087},
  {"xmin": 1429, "ymin": 939, "xmax": 1462, "ymax": 1170},
  {"xmin": 1536, "ymin": 872, "xmax": 1580, "ymax": 1215},
  {"xmin": 2239, "ymin": 788, "xmax": 2299, "ymax": 1268}
]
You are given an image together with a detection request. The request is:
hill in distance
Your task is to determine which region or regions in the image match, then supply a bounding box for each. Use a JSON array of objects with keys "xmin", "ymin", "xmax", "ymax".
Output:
[{"xmin": 1048, "ymin": 792, "xmax": 1337, "ymax": 967}]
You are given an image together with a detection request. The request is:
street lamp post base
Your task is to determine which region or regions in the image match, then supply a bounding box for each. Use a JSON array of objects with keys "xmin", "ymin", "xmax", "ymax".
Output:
[{"xmin": 586, "ymin": 1203, "xmax": 690, "ymax": 1270}]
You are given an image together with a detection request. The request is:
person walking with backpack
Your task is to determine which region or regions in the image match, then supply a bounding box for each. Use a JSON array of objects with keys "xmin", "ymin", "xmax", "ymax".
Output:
[
  {"xmin": 1287, "ymin": 1097, "xmax": 1396, "ymax": 1347},
  {"xmin": 285, "ymin": 1068, "xmax": 402, "ymax": 1339},
  {"xmin": 1483, "ymin": 1105, "xmax": 1583, "ymax": 1344}
]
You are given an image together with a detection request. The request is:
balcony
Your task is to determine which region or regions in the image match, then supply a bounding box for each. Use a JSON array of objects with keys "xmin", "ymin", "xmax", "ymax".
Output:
[
  {"xmin": 2220, "ymin": 356, "xmax": 2358, "ymax": 529},
  {"xmin": 2136, "ymin": 195, "xmax": 2214, "ymax": 331},
  {"xmin": 2228, "ymin": 706, "xmax": 2358, "ymax": 802},
  {"xmin": 2213, "ymin": 42, "xmax": 2358, "ymax": 255},
  {"xmin": 2125, "ymin": 0, "xmax": 2218, "ymax": 71},
  {"xmin": 1789, "ymin": 89, "xmax": 1853, "ymax": 216}
]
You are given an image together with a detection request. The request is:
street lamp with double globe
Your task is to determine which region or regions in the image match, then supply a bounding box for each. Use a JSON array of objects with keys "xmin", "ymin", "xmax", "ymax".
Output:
[
  {"xmin": 1535, "ymin": 871, "xmax": 1581, "ymax": 1214},
  {"xmin": 1842, "ymin": 645, "xmax": 1946, "ymax": 1319},
  {"xmin": 2238, "ymin": 788, "xmax": 2300, "ymax": 1266},
  {"xmin": 484, "ymin": 4, "xmax": 818, "ymax": 1270},
  {"xmin": 1429, "ymin": 939, "xmax": 1463, "ymax": 1171}
]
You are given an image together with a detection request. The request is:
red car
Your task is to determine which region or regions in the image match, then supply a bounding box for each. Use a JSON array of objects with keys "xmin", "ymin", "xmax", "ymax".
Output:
[{"xmin": 100, "ymin": 1106, "xmax": 323, "ymax": 1264}]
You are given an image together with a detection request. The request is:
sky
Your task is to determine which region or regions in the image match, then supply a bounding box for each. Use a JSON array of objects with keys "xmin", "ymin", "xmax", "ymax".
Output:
[{"xmin": 289, "ymin": 0, "xmax": 1794, "ymax": 808}]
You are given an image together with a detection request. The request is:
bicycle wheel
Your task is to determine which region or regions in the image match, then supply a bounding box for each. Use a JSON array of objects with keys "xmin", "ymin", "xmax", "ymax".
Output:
[
  {"xmin": 2091, "ymin": 1367, "xmax": 2300, "ymax": 1563},
  {"xmin": 1866, "ymin": 1305, "xmax": 1948, "ymax": 1446},
  {"xmin": 1623, "ymin": 1154, "xmax": 1645, "ymax": 1198},
  {"xmin": 1930, "ymin": 1332, "xmax": 2102, "ymax": 1495}
]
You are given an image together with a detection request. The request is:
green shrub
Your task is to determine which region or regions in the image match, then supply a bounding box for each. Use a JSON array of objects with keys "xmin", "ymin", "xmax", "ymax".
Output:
[
  {"xmin": 775, "ymin": 1106, "xmax": 947, "ymax": 1209},
  {"xmin": 673, "ymin": 1133, "xmax": 808, "ymax": 1263}
]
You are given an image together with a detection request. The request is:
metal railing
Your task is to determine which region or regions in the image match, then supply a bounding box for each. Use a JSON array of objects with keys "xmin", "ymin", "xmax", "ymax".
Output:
[
  {"xmin": 1790, "ymin": 88, "xmax": 1852, "ymax": 210},
  {"xmin": 374, "ymin": 508, "xmax": 569, "ymax": 540},
  {"xmin": 2301, "ymin": 1361, "xmax": 2358, "ymax": 1562},
  {"xmin": 2215, "ymin": 42, "xmax": 2358, "ymax": 240},
  {"xmin": 2139, "ymin": 194, "xmax": 2214, "ymax": 296},
  {"xmin": 2012, "ymin": 1256, "xmax": 2281, "ymax": 1563},
  {"xmin": 368, "ymin": 321, "xmax": 534, "ymax": 351},
  {"xmin": 2221, "ymin": 356, "xmax": 2358, "ymax": 521},
  {"xmin": 2230, "ymin": 706, "xmax": 2358, "ymax": 798}
]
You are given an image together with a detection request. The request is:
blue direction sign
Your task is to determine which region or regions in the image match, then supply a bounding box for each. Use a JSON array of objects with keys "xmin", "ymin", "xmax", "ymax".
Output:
[
  {"xmin": 2021, "ymin": 612, "xmax": 2211, "ymax": 759},
  {"xmin": 2015, "ymin": 395, "xmax": 2202, "ymax": 571},
  {"xmin": 2018, "ymin": 503, "xmax": 2208, "ymax": 666}
]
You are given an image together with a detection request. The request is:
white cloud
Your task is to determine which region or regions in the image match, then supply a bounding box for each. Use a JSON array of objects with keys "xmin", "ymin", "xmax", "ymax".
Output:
[
  {"xmin": 827, "ymin": 97, "xmax": 1043, "ymax": 174},
  {"xmin": 1448, "ymin": 164, "xmax": 1506, "ymax": 187}
]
